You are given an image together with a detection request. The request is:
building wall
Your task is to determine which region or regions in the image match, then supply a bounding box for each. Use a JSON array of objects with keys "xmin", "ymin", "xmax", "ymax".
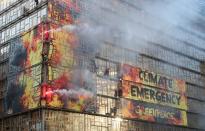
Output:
[
  {"xmin": 0, "ymin": 0, "xmax": 47, "ymax": 115},
  {"xmin": 0, "ymin": 0, "xmax": 205, "ymax": 131},
  {"xmin": 0, "ymin": 108, "xmax": 204, "ymax": 131}
]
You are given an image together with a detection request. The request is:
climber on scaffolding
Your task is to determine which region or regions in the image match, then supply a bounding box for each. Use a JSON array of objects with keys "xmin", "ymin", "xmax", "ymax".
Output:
[{"xmin": 34, "ymin": 0, "xmax": 39, "ymax": 5}]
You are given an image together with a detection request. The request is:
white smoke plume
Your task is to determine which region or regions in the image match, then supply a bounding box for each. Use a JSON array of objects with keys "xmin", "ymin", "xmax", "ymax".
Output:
[
  {"xmin": 77, "ymin": 0, "xmax": 205, "ymax": 53},
  {"xmin": 46, "ymin": 88, "xmax": 95, "ymax": 99},
  {"xmin": 48, "ymin": 0, "xmax": 205, "ymax": 128},
  {"xmin": 76, "ymin": 0, "xmax": 205, "ymax": 129}
]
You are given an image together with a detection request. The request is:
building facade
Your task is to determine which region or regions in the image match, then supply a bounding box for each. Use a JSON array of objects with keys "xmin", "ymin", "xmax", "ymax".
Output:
[{"xmin": 0, "ymin": 0, "xmax": 205, "ymax": 130}]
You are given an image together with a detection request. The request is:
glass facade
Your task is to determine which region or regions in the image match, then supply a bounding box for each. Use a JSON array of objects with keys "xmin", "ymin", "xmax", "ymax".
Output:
[{"xmin": 0, "ymin": 0, "xmax": 205, "ymax": 130}]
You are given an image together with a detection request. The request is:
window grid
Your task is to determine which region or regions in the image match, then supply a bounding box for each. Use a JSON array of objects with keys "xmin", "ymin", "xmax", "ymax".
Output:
[{"xmin": 0, "ymin": 7, "xmax": 47, "ymax": 44}]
